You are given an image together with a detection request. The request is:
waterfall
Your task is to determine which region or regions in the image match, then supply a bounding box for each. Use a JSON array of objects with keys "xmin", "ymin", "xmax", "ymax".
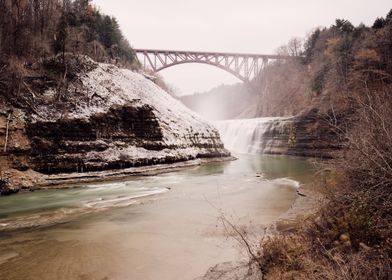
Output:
[{"xmin": 214, "ymin": 117, "xmax": 292, "ymax": 154}]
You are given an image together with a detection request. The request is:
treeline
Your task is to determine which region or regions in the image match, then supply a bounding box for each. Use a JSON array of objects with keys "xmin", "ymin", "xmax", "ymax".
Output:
[
  {"xmin": 302, "ymin": 13, "xmax": 392, "ymax": 100},
  {"xmin": 0, "ymin": 0, "xmax": 137, "ymax": 67},
  {"xmin": 256, "ymin": 9, "xmax": 392, "ymax": 279},
  {"xmin": 181, "ymin": 13, "xmax": 391, "ymax": 119},
  {"xmin": 253, "ymin": 9, "xmax": 392, "ymax": 117}
]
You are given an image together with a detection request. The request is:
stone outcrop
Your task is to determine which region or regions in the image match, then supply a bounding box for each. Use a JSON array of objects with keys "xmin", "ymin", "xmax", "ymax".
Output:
[
  {"xmin": 262, "ymin": 110, "xmax": 343, "ymax": 158},
  {"xmin": 216, "ymin": 110, "xmax": 343, "ymax": 159},
  {"xmin": 0, "ymin": 56, "xmax": 230, "ymax": 192},
  {"xmin": 0, "ymin": 179, "xmax": 19, "ymax": 195}
]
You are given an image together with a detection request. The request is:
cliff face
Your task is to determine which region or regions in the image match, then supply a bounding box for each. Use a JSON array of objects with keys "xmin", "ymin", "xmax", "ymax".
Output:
[
  {"xmin": 0, "ymin": 57, "xmax": 229, "ymax": 192},
  {"xmin": 266, "ymin": 112, "xmax": 343, "ymax": 158},
  {"xmin": 215, "ymin": 111, "xmax": 342, "ymax": 159}
]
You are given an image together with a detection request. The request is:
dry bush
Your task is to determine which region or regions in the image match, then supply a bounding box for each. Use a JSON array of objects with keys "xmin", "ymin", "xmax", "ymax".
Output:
[
  {"xmin": 260, "ymin": 236, "xmax": 308, "ymax": 275},
  {"xmin": 304, "ymin": 87, "xmax": 392, "ymax": 279},
  {"xmin": 300, "ymin": 249, "xmax": 391, "ymax": 280},
  {"xmin": 261, "ymin": 179, "xmax": 391, "ymax": 279},
  {"xmin": 319, "ymin": 84, "xmax": 392, "ymax": 245},
  {"xmin": 256, "ymin": 15, "xmax": 392, "ymax": 280},
  {"xmin": 343, "ymin": 87, "xmax": 392, "ymax": 190},
  {"xmin": 0, "ymin": 58, "xmax": 27, "ymax": 100},
  {"xmin": 259, "ymin": 85, "xmax": 392, "ymax": 279},
  {"xmin": 149, "ymin": 72, "xmax": 178, "ymax": 97}
]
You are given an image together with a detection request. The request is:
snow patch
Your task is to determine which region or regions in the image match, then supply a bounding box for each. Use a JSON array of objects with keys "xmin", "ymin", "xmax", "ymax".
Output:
[{"xmin": 32, "ymin": 62, "xmax": 228, "ymax": 166}]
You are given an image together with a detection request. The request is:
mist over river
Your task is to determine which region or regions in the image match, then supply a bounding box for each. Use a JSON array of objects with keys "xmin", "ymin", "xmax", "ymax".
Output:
[{"xmin": 0, "ymin": 153, "xmax": 313, "ymax": 280}]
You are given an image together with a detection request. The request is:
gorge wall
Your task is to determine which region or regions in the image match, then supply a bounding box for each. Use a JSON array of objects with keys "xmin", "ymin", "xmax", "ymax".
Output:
[
  {"xmin": 0, "ymin": 56, "xmax": 230, "ymax": 193},
  {"xmin": 215, "ymin": 110, "xmax": 342, "ymax": 158}
]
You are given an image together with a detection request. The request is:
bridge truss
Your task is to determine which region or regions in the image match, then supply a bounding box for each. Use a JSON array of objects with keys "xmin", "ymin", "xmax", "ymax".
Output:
[{"xmin": 135, "ymin": 49, "xmax": 292, "ymax": 82}]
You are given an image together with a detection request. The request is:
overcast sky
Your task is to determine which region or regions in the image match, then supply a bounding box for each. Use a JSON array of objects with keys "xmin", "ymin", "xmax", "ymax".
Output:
[{"xmin": 94, "ymin": 0, "xmax": 391, "ymax": 96}]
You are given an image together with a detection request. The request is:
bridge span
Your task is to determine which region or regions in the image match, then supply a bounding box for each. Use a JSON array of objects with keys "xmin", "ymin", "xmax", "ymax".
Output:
[{"xmin": 135, "ymin": 49, "xmax": 293, "ymax": 82}]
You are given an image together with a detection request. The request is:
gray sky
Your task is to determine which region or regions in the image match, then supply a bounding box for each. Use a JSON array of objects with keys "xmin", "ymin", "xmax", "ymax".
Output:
[{"xmin": 94, "ymin": 0, "xmax": 391, "ymax": 96}]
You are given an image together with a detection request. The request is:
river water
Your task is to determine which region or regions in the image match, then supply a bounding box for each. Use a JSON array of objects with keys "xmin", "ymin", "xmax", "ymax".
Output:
[{"xmin": 0, "ymin": 153, "xmax": 313, "ymax": 280}]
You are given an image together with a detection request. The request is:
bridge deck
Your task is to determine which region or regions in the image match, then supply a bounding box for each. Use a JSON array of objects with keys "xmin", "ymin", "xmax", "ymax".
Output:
[
  {"xmin": 135, "ymin": 48, "xmax": 297, "ymax": 82},
  {"xmin": 135, "ymin": 48, "xmax": 292, "ymax": 60}
]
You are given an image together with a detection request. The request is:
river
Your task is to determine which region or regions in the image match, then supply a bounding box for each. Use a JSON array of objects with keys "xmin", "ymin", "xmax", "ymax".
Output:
[{"xmin": 0, "ymin": 152, "xmax": 313, "ymax": 280}]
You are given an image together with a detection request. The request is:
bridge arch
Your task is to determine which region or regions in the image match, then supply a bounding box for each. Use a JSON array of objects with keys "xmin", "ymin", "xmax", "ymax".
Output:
[
  {"xmin": 135, "ymin": 49, "xmax": 293, "ymax": 83},
  {"xmin": 156, "ymin": 60, "xmax": 246, "ymax": 82}
]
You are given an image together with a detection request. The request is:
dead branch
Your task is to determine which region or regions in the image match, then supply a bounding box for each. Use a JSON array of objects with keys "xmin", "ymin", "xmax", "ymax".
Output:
[
  {"xmin": 22, "ymin": 81, "xmax": 37, "ymax": 102},
  {"xmin": 3, "ymin": 112, "xmax": 11, "ymax": 153}
]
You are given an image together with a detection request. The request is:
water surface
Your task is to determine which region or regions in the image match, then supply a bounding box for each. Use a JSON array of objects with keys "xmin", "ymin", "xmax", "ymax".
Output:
[{"xmin": 0, "ymin": 154, "xmax": 314, "ymax": 280}]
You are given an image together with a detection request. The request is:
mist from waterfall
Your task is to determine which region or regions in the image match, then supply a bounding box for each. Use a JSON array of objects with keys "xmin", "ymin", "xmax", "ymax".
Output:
[{"xmin": 214, "ymin": 117, "xmax": 291, "ymax": 154}]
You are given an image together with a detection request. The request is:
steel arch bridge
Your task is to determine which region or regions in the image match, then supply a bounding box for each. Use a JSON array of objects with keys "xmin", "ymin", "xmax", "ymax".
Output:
[{"xmin": 135, "ymin": 49, "xmax": 293, "ymax": 82}]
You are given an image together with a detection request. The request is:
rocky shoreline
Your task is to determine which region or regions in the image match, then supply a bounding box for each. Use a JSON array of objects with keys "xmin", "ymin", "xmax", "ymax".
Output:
[
  {"xmin": 24, "ymin": 156, "xmax": 235, "ymax": 193},
  {"xmin": 0, "ymin": 156, "xmax": 235, "ymax": 233},
  {"xmin": 196, "ymin": 177, "xmax": 322, "ymax": 280}
]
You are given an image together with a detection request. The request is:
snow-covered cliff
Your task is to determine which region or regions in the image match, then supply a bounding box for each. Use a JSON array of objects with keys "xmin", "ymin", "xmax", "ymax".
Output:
[{"xmin": 0, "ymin": 56, "xmax": 229, "ymax": 191}]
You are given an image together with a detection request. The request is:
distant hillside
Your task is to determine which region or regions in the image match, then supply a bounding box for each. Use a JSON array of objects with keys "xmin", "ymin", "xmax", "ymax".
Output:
[{"xmin": 179, "ymin": 60, "xmax": 311, "ymax": 120}]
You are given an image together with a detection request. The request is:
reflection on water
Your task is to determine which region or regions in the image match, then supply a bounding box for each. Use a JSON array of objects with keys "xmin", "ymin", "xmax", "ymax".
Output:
[
  {"xmin": 0, "ymin": 154, "xmax": 312, "ymax": 220},
  {"xmin": 0, "ymin": 154, "xmax": 314, "ymax": 280}
]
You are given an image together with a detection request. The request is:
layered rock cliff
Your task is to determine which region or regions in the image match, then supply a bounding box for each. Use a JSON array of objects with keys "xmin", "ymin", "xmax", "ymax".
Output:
[
  {"xmin": 0, "ymin": 56, "xmax": 230, "ymax": 193},
  {"xmin": 215, "ymin": 110, "xmax": 342, "ymax": 158}
]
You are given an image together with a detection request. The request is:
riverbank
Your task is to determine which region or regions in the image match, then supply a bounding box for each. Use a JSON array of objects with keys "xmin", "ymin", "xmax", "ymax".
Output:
[
  {"xmin": 0, "ymin": 156, "xmax": 236, "ymax": 232},
  {"xmin": 4, "ymin": 156, "xmax": 235, "ymax": 194},
  {"xmin": 274, "ymin": 177, "xmax": 323, "ymax": 233},
  {"xmin": 197, "ymin": 170, "xmax": 323, "ymax": 280}
]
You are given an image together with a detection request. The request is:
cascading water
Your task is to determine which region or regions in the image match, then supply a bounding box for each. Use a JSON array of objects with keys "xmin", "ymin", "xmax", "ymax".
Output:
[{"xmin": 214, "ymin": 117, "xmax": 292, "ymax": 154}]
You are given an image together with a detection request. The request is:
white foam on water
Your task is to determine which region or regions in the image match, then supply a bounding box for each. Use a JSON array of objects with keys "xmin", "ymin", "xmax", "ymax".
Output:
[
  {"xmin": 83, "ymin": 187, "xmax": 169, "ymax": 209},
  {"xmin": 271, "ymin": 178, "xmax": 301, "ymax": 189}
]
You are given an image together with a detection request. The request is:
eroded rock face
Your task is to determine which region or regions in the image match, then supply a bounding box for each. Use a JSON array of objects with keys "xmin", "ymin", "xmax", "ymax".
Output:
[
  {"xmin": 0, "ymin": 58, "xmax": 230, "ymax": 185},
  {"xmin": 216, "ymin": 110, "xmax": 343, "ymax": 159},
  {"xmin": 0, "ymin": 179, "xmax": 19, "ymax": 196},
  {"xmin": 262, "ymin": 112, "xmax": 343, "ymax": 158},
  {"xmin": 27, "ymin": 103, "xmax": 167, "ymax": 174},
  {"xmin": 0, "ymin": 108, "xmax": 31, "ymax": 173}
]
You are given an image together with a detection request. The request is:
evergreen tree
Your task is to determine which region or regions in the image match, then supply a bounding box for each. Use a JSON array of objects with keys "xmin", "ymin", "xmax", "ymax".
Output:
[
  {"xmin": 302, "ymin": 29, "xmax": 321, "ymax": 63},
  {"xmin": 386, "ymin": 9, "xmax": 392, "ymax": 24},
  {"xmin": 53, "ymin": 15, "xmax": 68, "ymax": 58},
  {"xmin": 373, "ymin": 17, "xmax": 386, "ymax": 29},
  {"xmin": 334, "ymin": 19, "xmax": 354, "ymax": 33}
]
